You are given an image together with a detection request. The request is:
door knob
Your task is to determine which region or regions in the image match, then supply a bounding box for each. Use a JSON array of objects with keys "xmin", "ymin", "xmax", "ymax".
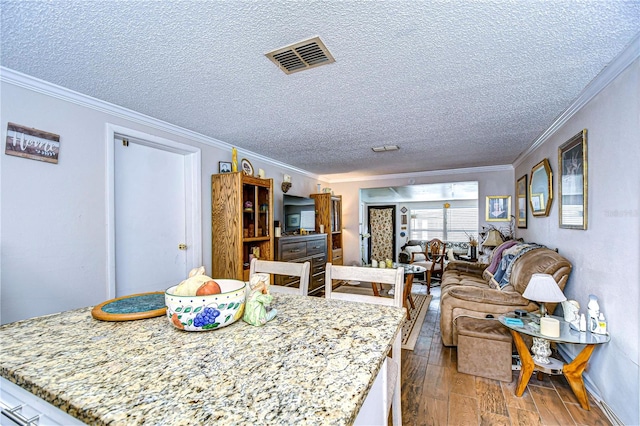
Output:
[{"xmin": 178, "ymin": 244, "xmax": 187, "ymax": 250}]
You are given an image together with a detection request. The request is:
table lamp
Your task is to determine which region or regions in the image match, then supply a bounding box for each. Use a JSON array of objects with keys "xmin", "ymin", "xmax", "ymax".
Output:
[
  {"xmin": 522, "ymin": 273, "xmax": 566, "ymax": 359},
  {"xmin": 483, "ymin": 229, "xmax": 504, "ymax": 247},
  {"xmin": 522, "ymin": 273, "xmax": 566, "ymax": 317}
]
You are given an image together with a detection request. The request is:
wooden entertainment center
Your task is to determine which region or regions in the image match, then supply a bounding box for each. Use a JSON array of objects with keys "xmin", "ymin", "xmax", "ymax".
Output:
[
  {"xmin": 275, "ymin": 234, "xmax": 327, "ymax": 296},
  {"xmin": 210, "ymin": 176, "xmax": 343, "ymax": 294}
]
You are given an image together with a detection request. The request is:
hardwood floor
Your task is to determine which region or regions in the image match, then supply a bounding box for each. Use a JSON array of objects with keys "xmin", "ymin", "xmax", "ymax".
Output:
[{"xmin": 400, "ymin": 286, "xmax": 612, "ymax": 426}]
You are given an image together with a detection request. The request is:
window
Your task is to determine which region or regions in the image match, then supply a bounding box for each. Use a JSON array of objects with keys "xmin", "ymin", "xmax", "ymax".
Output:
[
  {"xmin": 410, "ymin": 209, "xmax": 444, "ymax": 240},
  {"xmin": 410, "ymin": 203, "xmax": 477, "ymax": 242}
]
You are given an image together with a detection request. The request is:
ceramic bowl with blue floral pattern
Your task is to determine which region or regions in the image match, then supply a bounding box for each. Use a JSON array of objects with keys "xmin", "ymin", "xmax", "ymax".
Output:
[{"xmin": 165, "ymin": 279, "xmax": 246, "ymax": 331}]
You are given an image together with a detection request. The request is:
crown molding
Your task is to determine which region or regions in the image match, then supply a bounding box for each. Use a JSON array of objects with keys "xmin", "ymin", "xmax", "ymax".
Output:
[
  {"xmin": 321, "ymin": 164, "xmax": 514, "ymax": 183},
  {"xmin": 513, "ymin": 32, "xmax": 640, "ymax": 167},
  {"xmin": 0, "ymin": 67, "xmax": 319, "ymax": 180}
]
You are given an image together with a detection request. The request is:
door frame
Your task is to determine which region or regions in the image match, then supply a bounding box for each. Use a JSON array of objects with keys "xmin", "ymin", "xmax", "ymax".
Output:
[
  {"xmin": 106, "ymin": 124, "xmax": 202, "ymax": 299},
  {"xmin": 367, "ymin": 205, "xmax": 397, "ymax": 262}
]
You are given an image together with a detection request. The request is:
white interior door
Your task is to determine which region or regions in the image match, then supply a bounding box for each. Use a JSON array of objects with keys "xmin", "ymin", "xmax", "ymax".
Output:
[{"xmin": 114, "ymin": 137, "xmax": 187, "ymax": 296}]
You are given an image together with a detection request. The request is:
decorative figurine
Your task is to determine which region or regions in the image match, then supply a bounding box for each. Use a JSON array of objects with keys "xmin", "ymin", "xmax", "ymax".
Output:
[
  {"xmin": 587, "ymin": 294, "xmax": 600, "ymax": 333},
  {"xmin": 243, "ymin": 274, "xmax": 277, "ymax": 326},
  {"xmin": 562, "ymin": 300, "xmax": 581, "ymax": 330}
]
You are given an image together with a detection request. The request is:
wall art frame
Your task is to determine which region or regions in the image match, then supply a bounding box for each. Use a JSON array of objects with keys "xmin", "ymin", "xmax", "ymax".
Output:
[
  {"xmin": 5, "ymin": 122, "xmax": 60, "ymax": 164},
  {"xmin": 486, "ymin": 195, "xmax": 512, "ymax": 222},
  {"xmin": 516, "ymin": 174, "xmax": 528, "ymax": 228},
  {"xmin": 558, "ymin": 129, "xmax": 588, "ymax": 229},
  {"xmin": 240, "ymin": 158, "xmax": 253, "ymax": 176},
  {"xmin": 219, "ymin": 161, "xmax": 232, "ymax": 173}
]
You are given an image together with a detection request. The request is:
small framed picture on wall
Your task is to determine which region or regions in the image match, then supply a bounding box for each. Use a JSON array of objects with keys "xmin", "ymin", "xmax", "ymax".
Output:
[{"xmin": 219, "ymin": 161, "xmax": 232, "ymax": 173}]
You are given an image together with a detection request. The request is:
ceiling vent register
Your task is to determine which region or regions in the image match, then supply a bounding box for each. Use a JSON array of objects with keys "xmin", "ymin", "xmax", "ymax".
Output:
[{"xmin": 266, "ymin": 36, "xmax": 335, "ymax": 75}]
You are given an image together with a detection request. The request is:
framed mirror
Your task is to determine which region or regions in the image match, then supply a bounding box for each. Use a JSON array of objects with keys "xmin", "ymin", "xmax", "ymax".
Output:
[{"xmin": 530, "ymin": 158, "xmax": 552, "ymax": 217}]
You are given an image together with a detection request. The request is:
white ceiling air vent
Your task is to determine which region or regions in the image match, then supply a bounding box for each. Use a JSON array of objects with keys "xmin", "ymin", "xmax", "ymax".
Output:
[{"xmin": 266, "ymin": 36, "xmax": 335, "ymax": 75}]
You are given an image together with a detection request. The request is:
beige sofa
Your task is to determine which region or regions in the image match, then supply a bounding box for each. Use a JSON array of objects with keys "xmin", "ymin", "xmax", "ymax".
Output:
[{"xmin": 440, "ymin": 241, "xmax": 572, "ymax": 346}]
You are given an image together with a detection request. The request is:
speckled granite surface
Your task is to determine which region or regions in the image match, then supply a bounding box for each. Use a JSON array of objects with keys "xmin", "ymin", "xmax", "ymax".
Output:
[{"xmin": 0, "ymin": 294, "xmax": 405, "ymax": 425}]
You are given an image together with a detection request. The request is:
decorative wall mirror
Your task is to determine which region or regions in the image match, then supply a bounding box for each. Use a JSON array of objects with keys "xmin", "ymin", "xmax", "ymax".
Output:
[{"xmin": 530, "ymin": 158, "xmax": 552, "ymax": 217}]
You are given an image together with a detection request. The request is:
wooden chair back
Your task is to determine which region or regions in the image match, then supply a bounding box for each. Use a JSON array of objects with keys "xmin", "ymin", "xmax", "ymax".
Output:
[
  {"xmin": 249, "ymin": 258, "xmax": 310, "ymax": 295},
  {"xmin": 324, "ymin": 263, "xmax": 404, "ymax": 426},
  {"xmin": 427, "ymin": 238, "xmax": 447, "ymax": 271}
]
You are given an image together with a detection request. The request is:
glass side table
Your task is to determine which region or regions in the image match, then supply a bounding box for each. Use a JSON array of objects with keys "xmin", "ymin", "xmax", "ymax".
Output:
[{"xmin": 499, "ymin": 312, "xmax": 610, "ymax": 410}]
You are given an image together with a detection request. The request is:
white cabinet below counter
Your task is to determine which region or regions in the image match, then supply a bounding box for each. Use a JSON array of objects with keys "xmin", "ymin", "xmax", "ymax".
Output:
[{"xmin": 1, "ymin": 378, "xmax": 84, "ymax": 425}]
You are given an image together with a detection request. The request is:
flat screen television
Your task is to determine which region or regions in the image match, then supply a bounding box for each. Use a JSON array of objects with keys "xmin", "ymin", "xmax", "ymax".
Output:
[{"xmin": 283, "ymin": 194, "xmax": 316, "ymax": 233}]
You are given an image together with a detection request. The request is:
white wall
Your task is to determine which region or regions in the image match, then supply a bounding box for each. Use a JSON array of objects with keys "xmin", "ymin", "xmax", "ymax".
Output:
[
  {"xmin": 514, "ymin": 58, "xmax": 639, "ymax": 424},
  {"xmin": 330, "ymin": 167, "xmax": 514, "ymax": 266},
  {"xmin": 0, "ymin": 72, "xmax": 324, "ymax": 324}
]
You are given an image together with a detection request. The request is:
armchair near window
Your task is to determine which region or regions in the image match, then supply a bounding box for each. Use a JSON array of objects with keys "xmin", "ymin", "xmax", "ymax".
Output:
[{"xmin": 408, "ymin": 239, "xmax": 446, "ymax": 294}]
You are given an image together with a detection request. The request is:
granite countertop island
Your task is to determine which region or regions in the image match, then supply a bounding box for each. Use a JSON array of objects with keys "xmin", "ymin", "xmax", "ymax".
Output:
[{"xmin": 0, "ymin": 293, "xmax": 405, "ymax": 425}]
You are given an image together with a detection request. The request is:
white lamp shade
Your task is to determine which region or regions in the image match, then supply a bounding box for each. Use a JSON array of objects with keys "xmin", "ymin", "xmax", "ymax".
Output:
[
  {"xmin": 483, "ymin": 229, "xmax": 504, "ymax": 247},
  {"xmin": 522, "ymin": 273, "xmax": 566, "ymax": 303}
]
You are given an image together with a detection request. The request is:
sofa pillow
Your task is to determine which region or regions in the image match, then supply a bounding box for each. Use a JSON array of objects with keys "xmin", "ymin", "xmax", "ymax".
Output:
[
  {"xmin": 447, "ymin": 248, "xmax": 456, "ymax": 261},
  {"xmin": 404, "ymin": 245, "xmax": 426, "ymax": 262}
]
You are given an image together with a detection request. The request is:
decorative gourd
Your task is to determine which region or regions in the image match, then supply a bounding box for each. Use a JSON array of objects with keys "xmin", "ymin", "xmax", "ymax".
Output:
[{"xmin": 174, "ymin": 266, "xmax": 216, "ymax": 296}]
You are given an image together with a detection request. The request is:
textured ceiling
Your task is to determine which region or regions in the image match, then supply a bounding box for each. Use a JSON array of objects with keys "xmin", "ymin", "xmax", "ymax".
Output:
[{"xmin": 2, "ymin": 1, "xmax": 639, "ymax": 179}]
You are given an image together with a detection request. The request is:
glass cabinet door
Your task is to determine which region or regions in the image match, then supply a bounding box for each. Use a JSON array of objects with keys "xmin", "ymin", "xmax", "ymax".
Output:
[
  {"xmin": 242, "ymin": 183, "xmax": 270, "ymax": 238},
  {"xmin": 331, "ymin": 197, "xmax": 341, "ymax": 232}
]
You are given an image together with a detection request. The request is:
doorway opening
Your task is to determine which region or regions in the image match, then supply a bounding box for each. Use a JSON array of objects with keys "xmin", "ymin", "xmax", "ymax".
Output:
[{"xmin": 360, "ymin": 182, "xmax": 478, "ymax": 264}]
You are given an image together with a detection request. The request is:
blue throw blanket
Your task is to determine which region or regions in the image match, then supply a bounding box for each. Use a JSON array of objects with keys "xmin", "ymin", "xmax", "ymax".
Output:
[{"xmin": 492, "ymin": 243, "xmax": 546, "ymax": 288}]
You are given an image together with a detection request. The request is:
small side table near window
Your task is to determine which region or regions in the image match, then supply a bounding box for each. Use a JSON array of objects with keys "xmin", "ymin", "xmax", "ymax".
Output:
[{"xmin": 499, "ymin": 313, "xmax": 610, "ymax": 410}]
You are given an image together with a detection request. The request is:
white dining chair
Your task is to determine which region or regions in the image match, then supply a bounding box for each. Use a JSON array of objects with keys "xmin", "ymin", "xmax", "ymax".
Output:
[
  {"xmin": 324, "ymin": 263, "xmax": 404, "ymax": 426},
  {"xmin": 249, "ymin": 258, "xmax": 311, "ymax": 295}
]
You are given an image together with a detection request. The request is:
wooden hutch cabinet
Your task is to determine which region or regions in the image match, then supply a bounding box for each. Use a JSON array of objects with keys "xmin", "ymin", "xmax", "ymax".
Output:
[
  {"xmin": 211, "ymin": 172, "xmax": 273, "ymax": 281},
  {"xmin": 311, "ymin": 193, "xmax": 343, "ymax": 265}
]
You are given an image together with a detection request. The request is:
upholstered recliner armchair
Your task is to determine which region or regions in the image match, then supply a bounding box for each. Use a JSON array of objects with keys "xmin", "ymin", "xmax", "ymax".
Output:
[{"xmin": 439, "ymin": 242, "xmax": 572, "ymax": 346}]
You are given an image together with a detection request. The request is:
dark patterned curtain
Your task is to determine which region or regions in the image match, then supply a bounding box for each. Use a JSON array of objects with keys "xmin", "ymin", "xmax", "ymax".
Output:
[{"xmin": 368, "ymin": 206, "xmax": 396, "ymax": 262}]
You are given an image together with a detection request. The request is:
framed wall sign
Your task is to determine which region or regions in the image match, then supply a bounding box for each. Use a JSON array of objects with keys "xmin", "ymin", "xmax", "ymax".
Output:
[
  {"xmin": 516, "ymin": 174, "xmax": 528, "ymax": 228},
  {"xmin": 5, "ymin": 122, "xmax": 60, "ymax": 164},
  {"xmin": 558, "ymin": 129, "xmax": 588, "ymax": 229}
]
